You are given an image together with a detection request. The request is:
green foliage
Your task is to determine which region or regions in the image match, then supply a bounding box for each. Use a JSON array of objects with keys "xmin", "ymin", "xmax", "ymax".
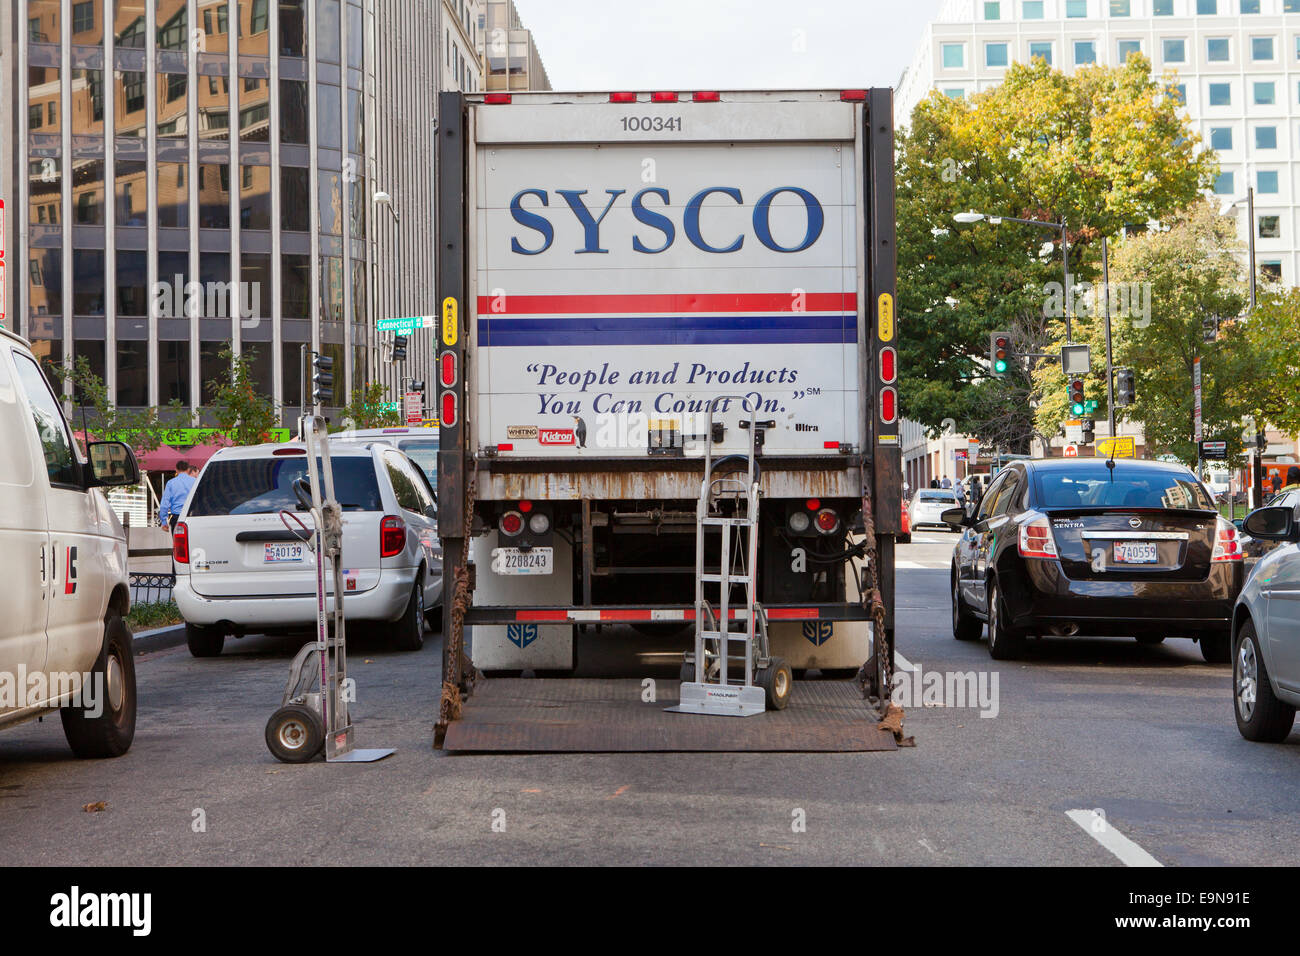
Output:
[
  {"xmin": 208, "ymin": 344, "xmax": 279, "ymax": 445},
  {"xmin": 126, "ymin": 600, "xmax": 183, "ymax": 631},
  {"xmin": 897, "ymin": 56, "xmax": 1218, "ymax": 446},
  {"xmin": 52, "ymin": 355, "xmax": 189, "ymax": 454},
  {"xmin": 336, "ymin": 383, "xmax": 403, "ymax": 431},
  {"xmin": 1221, "ymin": 287, "xmax": 1300, "ymax": 441}
]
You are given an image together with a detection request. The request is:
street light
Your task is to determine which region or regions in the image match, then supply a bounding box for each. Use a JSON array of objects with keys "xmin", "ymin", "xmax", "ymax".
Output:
[{"xmin": 1219, "ymin": 187, "xmax": 1257, "ymax": 313}]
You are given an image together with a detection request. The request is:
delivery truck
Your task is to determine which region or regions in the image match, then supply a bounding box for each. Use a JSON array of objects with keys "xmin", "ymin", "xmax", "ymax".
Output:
[{"xmin": 432, "ymin": 88, "xmax": 902, "ymax": 745}]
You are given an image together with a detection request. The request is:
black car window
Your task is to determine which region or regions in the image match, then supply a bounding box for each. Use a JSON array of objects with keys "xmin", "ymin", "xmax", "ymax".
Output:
[
  {"xmin": 1034, "ymin": 463, "xmax": 1215, "ymax": 510},
  {"xmin": 977, "ymin": 472, "xmax": 1010, "ymax": 521},
  {"xmin": 992, "ymin": 473, "xmax": 1021, "ymax": 517},
  {"xmin": 187, "ymin": 456, "xmax": 383, "ymax": 515}
]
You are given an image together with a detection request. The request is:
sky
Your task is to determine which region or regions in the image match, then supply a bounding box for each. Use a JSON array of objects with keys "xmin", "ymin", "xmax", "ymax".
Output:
[{"xmin": 510, "ymin": 0, "xmax": 945, "ymax": 93}]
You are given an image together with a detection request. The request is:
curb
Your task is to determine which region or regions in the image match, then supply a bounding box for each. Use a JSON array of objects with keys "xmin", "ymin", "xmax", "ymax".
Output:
[{"xmin": 131, "ymin": 623, "xmax": 187, "ymax": 654}]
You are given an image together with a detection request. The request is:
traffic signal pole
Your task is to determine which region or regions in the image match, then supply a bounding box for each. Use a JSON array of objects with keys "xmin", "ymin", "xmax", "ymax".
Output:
[{"xmin": 1103, "ymin": 237, "xmax": 1116, "ymax": 438}]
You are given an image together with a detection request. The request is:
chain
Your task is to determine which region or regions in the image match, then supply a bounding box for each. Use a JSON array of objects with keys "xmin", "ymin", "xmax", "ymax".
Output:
[{"xmin": 856, "ymin": 479, "xmax": 891, "ymax": 707}]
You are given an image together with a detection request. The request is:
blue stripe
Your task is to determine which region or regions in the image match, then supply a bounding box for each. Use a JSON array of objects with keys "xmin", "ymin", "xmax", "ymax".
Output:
[{"xmin": 477, "ymin": 314, "xmax": 859, "ymax": 346}]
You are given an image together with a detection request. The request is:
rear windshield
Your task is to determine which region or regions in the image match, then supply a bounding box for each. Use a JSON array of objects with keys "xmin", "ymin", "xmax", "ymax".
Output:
[
  {"xmin": 399, "ymin": 440, "xmax": 438, "ymax": 484},
  {"xmin": 187, "ymin": 456, "xmax": 382, "ymax": 516},
  {"xmin": 918, "ymin": 490, "xmax": 956, "ymax": 502},
  {"xmin": 1034, "ymin": 464, "xmax": 1214, "ymax": 511}
]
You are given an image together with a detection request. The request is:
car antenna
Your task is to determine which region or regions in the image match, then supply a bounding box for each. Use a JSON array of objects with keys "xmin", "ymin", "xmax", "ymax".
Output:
[{"xmin": 1106, "ymin": 444, "xmax": 1117, "ymax": 479}]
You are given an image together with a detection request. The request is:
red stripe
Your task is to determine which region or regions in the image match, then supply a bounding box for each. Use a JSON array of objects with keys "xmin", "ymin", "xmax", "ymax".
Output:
[
  {"xmin": 476, "ymin": 293, "xmax": 856, "ymax": 315},
  {"xmin": 767, "ymin": 608, "xmax": 819, "ymax": 620},
  {"xmin": 518, "ymin": 610, "xmax": 568, "ymax": 622}
]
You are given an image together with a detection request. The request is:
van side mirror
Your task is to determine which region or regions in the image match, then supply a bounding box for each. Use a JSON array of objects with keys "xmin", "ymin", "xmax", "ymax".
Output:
[
  {"xmin": 86, "ymin": 442, "xmax": 140, "ymax": 488},
  {"xmin": 1242, "ymin": 505, "xmax": 1300, "ymax": 542}
]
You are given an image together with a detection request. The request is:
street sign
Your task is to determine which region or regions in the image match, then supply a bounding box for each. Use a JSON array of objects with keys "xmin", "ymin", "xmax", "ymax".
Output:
[
  {"xmin": 1193, "ymin": 357, "xmax": 1203, "ymax": 443},
  {"xmin": 1063, "ymin": 444, "xmax": 1079, "ymax": 458},
  {"xmin": 1064, "ymin": 419, "xmax": 1083, "ymax": 444},
  {"xmin": 967, "ymin": 440, "xmax": 980, "ymax": 459},
  {"xmin": 404, "ymin": 391, "xmax": 423, "ymax": 425},
  {"xmin": 378, "ymin": 315, "xmax": 435, "ymax": 333},
  {"xmin": 1096, "ymin": 436, "xmax": 1136, "ymax": 459},
  {"xmin": 377, "ymin": 401, "xmax": 399, "ymax": 412},
  {"xmin": 953, "ymin": 449, "xmax": 969, "ymax": 461},
  {"xmin": 1199, "ymin": 440, "xmax": 1227, "ymax": 460}
]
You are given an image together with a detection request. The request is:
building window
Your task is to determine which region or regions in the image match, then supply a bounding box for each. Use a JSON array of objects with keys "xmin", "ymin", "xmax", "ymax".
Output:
[
  {"xmin": 1254, "ymin": 81, "xmax": 1275, "ymax": 105},
  {"xmin": 47, "ymin": 101, "xmax": 57, "ymax": 125},
  {"xmin": 1022, "ymin": 0, "xmax": 1044, "ymax": 17},
  {"xmin": 1287, "ymin": 0, "xmax": 1300, "ymax": 11},
  {"xmin": 983, "ymin": 1, "xmax": 1000, "ymax": 19},
  {"xmin": 1029, "ymin": 41, "xmax": 1053, "ymax": 64},
  {"xmin": 1162, "ymin": 38, "xmax": 1186, "ymax": 63},
  {"xmin": 1109, "ymin": 0, "xmax": 1130, "ymax": 14},
  {"xmin": 1066, "ymin": 0, "xmax": 1087, "ymax": 17},
  {"xmin": 1206, "ymin": 38, "xmax": 1230, "ymax": 61},
  {"xmin": 1255, "ymin": 126, "xmax": 1277, "ymax": 149},
  {"xmin": 986, "ymin": 42, "xmax": 1009, "ymax": 67},
  {"xmin": 1258, "ymin": 215, "xmax": 1281, "ymax": 239},
  {"xmin": 1196, "ymin": 0, "xmax": 1217, "ymax": 12},
  {"xmin": 1209, "ymin": 82, "xmax": 1231, "ymax": 106},
  {"xmin": 1209, "ymin": 127, "xmax": 1233, "ymax": 150},
  {"xmin": 1213, "ymin": 171, "xmax": 1234, "ymax": 194},
  {"xmin": 1074, "ymin": 40, "xmax": 1096, "ymax": 65},
  {"xmin": 28, "ymin": 104, "xmax": 42, "ymax": 129},
  {"xmin": 1239, "ymin": 0, "xmax": 1259, "ymax": 11},
  {"xmin": 72, "ymin": 1, "xmax": 94, "ymax": 34},
  {"xmin": 1251, "ymin": 37, "xmax": 1274, "ymax": 61},
  {"xmin": 1118, "ymin": 40, "xmax": 1141, "ymax": 62},
  {"xmin": 943, "ymin": 88, "xmax": 965, "ymax": 99},
  {"xmin": 1171, "ymin": 83, "xmax": 1186, "ymax": 103},
  {"xmin": 942, "ymin": 43, "xmax": 965, "ymax": 69},
  {"xmin": 1260, "ymin": 261, "xmax": 1282, "ymax": 280},
  {"xmin": 1153, "ymin": 0, "xmax": 1173, "ymax": 12},
  {"xmin": 1257, "ymin": 170, "xmax": 1279, "ymax": 193}
]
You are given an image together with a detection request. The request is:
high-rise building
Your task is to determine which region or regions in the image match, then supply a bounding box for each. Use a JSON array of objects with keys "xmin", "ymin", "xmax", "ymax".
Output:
[
  {"xmin": 480, "ymin": 0, "xmax": 550, "ymax": 93},
  {"xmin": 897, "ymin": 0, "xmax": 1300, "ymax": 285},
  {"xmin": 0, "ymin": 0, "xmax": 499, "ymax": 426}
]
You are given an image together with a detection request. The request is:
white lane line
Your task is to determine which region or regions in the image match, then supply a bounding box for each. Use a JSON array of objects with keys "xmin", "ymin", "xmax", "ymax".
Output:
[{"xmin": 1066, "ymin": 810, "xmax": 1163, "ymax": 867}]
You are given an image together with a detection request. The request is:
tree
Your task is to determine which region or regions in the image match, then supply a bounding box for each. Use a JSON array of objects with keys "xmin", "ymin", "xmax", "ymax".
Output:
[
  {"xmin": 896, "ymin": 56, "xmax": 1218, "ymax": 446},
  {"xmin": 209, "ymin": 344, "xmax": 278, "ymax": 445},
  {"xmin": 1222, "ymin": 286, "xmax": 1300, "ymax": 443},
  {"xmin": 336, "ymin": 383, "xmax": 402, "ymax": 431},
  {"xmin": 52, "ymin": 356, "xmax": 189, "ymax": 455}
]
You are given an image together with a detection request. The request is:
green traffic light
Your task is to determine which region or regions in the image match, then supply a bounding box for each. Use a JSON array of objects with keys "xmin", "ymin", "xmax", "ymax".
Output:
[
  {"xmin": 1071, "ymin": 403, "xmax": 1085, "ymax": 416},
  {"xmin": 994, "ymin": 359, "xmax": 1008, "ymax": 374}
]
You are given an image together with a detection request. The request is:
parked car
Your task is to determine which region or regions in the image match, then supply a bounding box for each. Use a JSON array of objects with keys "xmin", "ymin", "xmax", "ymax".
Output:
[
  {"xmin": 332, "ymin": 426, "xmax": 439, "ymax": 486},
  {"xmin": 1231, "ymin": 501, "xmax": 1300, "ymax": 742},
  {"xmin": 0, "ymin": 327, "xmax": 142, "ymax": 755},
  {"xmin": 898, "ymin": 498, "xmax": 912, "ymax": 544},
  {"xmin": 909, "ymin": 488, "xmax": 960, "ymax": 531},
  {"xmin": 173, "ymin": 441, "xmax": 442, "ymax": 657},
  {"xmin": 948, "ymin": 458, "xmax": 1245, "ymax": 662}
]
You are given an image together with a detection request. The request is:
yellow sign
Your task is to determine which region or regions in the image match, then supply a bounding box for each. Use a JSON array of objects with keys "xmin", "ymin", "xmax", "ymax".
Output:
[
  {"xmin": 441, "ymin": 297, "xmax": 458, "ymax": 346},
  {"xmin": 877, "ymin": 293, "xmax": 894, "ymax": 342},
  {"xmin": 1096, "ymin": 436, "xmax": 1136, "ymax": 459}
]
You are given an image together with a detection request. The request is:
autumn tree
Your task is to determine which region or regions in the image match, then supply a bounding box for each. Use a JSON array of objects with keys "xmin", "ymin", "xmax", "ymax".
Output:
[{"xmin": 209, "ymin": 344, "xmax": 278, "ymax": 445}]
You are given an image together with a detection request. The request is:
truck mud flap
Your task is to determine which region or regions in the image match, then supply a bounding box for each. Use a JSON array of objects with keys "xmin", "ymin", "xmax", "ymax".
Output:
[{"xmin": 439, "ymin": 679, "xmax": 900, "ymax": 753}]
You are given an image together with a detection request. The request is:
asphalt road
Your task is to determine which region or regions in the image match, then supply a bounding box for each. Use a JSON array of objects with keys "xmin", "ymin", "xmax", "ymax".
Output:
[{"xmin": 2, "ymin": 529, "xmax": 1297, "ymax": 866}]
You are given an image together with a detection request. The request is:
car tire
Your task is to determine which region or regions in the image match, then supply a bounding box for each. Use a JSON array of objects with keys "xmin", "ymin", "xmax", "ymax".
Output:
[
  {"xmin": 61, "ymin": 611, "xmax": 137, "ymax": 758},
  {"xmin": 1234, "ymin": 619, "xmax": 1296, "ymax": 743},
  {"xmin": 390, "ymin": 580, "xmax": 425, "ymax": 652},
  {"xmin": 952, "ymin": 566, "xmax": 982, "ymax": 641},
  {"xmin": 265, "ymin": 703, "xmax": 324, "ymax": 763},
  {"xmin": 186, "ymin": 623, "xmax": 225, "ymax": 658},
  {"xmin": 986, "ymin": 579, "xmax": 1025, "ymax": 661},
  {"xmin": 1200, "ymin": 630, "xmax": 1231, "ymax": 664}
]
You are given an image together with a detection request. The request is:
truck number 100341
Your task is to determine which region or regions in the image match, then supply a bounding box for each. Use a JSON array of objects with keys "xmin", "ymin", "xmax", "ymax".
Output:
[{"xmin": 621, "ymin": 116, "xmax": 682, "ymax": 132}]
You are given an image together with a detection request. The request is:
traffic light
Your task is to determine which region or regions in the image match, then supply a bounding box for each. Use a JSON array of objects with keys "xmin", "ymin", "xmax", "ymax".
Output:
[
  {"xmin": 1068, "ymin": 377, "xmax": 1086, "ymax": 417},
  {"xmin": 1081, "ymin": 418, "xmax": 1095, "ymax": 444},
  {"xmin": 311, "ymin": 353, "xmax": 334, "ymax": 405},
  {"xmin": 989, "ymin": 331, "xmax": 1012, "ymax": 376},
  {"xmin": 392, "ymin": 334, "xmax": 408, "ymax": 362},
  {"xmin": 1115, "ymin": 368, "xmax": 1135, "ymax": 407}
]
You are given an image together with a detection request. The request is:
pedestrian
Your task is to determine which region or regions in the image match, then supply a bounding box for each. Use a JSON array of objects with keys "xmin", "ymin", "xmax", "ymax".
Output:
[
  {"xmin": 158, "ymin": 460, "xmax": 197, "ymax": 533},
  {"xmin": 941, "ymin": 476, "xmax": 952, "ymax": 489},
  {"xmin": 953, "ymin": 478, "xmax": 968, "ymax": 511},
  {"xmin": 188, "ymin": 463, "xmax": 199, "ymax": 478},
  {"xmin": 929, "ymin": 478, "xmax": 939, "ymax": 489},
  {"xmin": 1282, "ymin": 466, "xmax": 1300, "ymax": 494}
]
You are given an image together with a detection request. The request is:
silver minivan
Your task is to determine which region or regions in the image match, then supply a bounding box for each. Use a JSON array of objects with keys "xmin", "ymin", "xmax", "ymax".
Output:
[
  {"xmin": 173, "ymin": 440, "xmax": 442, "ymax": 656},
  {"xmin": 0, "ymin": 328, "xmax": 142, "ymax": 756},
  {"xmin": 333, "ymin": 426, "xmax": 439, "ymax": 485}
]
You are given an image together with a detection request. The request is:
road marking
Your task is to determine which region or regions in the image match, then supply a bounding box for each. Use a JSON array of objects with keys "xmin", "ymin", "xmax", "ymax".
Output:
[{"xmin": 1066, "ymin": 809, "xmax": 1163, "ymax": 867}]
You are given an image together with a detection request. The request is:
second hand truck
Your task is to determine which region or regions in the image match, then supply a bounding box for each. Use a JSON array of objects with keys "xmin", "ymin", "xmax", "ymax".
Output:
[{"xmin": 264, "ymin": 414, "xmax": 395, "ymax": 764}]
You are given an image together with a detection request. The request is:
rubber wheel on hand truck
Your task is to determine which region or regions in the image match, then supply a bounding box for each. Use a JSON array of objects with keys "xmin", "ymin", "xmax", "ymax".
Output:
[
  {"xmin": 186, "ymin": 623, "xmax": 225, "ymax": 658},
  {"xmin": 757, "ymin": 657, "xmax": 793, "ymax": 710},
  {"xmin": 265, "ymin": 704, "xmax": 324, "ymax": 763},
  {"xmin": 679, "ymin": 659, "xmax": 696, "ymax": 683}
]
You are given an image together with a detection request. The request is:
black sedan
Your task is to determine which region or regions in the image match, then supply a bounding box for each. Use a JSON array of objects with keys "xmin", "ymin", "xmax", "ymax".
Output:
[{"xmin": 947, "ymin": 458, "xmax": 1246, "ymax": 662}]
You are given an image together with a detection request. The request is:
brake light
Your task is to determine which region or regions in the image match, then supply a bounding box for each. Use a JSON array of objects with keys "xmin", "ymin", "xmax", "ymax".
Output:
[
  {"xmin": 609, "ymin": 92, "xmax": 637, "ymax": 103},
  {"xmin": 815, "ymin": 508, "xmax": 840, "ymax": 535},
  {"xmin": 1018, "ymin": 512, "xmax": 1059, "ymax": 559},
  {"xmin": 272, "ymin": 447, "xmax": 305, "ymax": 455},
  {"xmin": 483, "ymin": 93, "xmax": 512, "ymax": 104},
  {"xmin": 650, "ymin": 91, "xmax": 678, "ymax": 103},
  {"xmin": 440, "ymin": 391, "xmax": 458, "ymax": 427},
  {"xmin": 499, "ymin": 511, "xmax": 523, "ymax": 537},
  {"xmin": 805, "ymin": 498, "xmax": 821, "ymax": 511},
  {"xmin": 440, "ymin": 351, "xmax": 457, "ymax": 387},
  {"xmin": 880, "ymin": 386, "xmax": 898, "ymax": 424},
  {"xmin": 840, "ymin": 89, "xmax": 867, "ymax": 101},
  {"xmin": 1212, "ymin": 518, "xmax": 1243, "ymax": 562},
  {"xmin": 692, "ymin": 91, "xmax": 720, "ymax": 102},
  {"xmin": 518, "ymin": 499, "xmax": 533, "ymax": 513},
  {"xmin": 173, "ymin": 522, "xmax": 190, "ymax": 564},
  {"xmin": 380, "ymin": 516, "xmax": 406, "ymax": 557}
]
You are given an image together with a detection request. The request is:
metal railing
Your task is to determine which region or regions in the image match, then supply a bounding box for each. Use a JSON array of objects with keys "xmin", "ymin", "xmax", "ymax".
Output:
[{"xmin": 129, "ymin": 572, "xmax": 176, "ymax": 605}]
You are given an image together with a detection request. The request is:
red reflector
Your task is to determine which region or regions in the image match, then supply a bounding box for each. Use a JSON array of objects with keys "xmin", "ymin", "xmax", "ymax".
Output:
[
  {"xmin": 880, "ymin": 346, "xmax": 897, "ymax": 384},
  {"xmin": 173, "ymin": 522, "xmax": 189, "ymax": 564},
  {"xmin": 880, "ymin": 386, "xmax": 898, "ymax": 424},
  {"xmin": 500, "ymin": 512, "xmax": 523, "ymax": 536},
  {"xmin": 609, "ymin": 92, "xmax": 637, "ymax": 103},
  {"xmin": 650, "ymin": 91, "xmax": 678, "ymax": 103},
  {"xmin": 815, "ymin": 509, "xmax": 839, "ymax": 533},
  {"xmin": 440, "ymin": 352, "xmax": 456, "ymax": 387},
  {"xmin": 497, "ymin": 443, "xmax": 513, "ymax": 452},
  {"xmin": 840, "ymin": 89, "xmax": 868, "ymax": 101},
  {"xmin": 518, "ymin": 500, "xmax": 533, "ymax": 513},
  {"xmin": 483, "ymin": 93, "xmax": 512, "ymax": 104},
  {"xmin": 692, "ymin": 91, "xmax": 720, "ymax": 102},
  {"xmin": 272, "ymin": 447, "xmax": 305, "ymax": 455},
  {"xmin": 806, "ymin": 498, "xmax": 820, "ymax": 511},
  {"xmin": 440, "ymin": 391, "xmax": 457, "ymax": 427},
  {"xmin": 824, "ymin": 441, "xmax": 840, "ymax": 449}
]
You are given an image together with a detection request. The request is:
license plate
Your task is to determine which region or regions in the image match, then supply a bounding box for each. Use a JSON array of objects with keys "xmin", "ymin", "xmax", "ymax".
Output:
[
  {"xmin": 1114, "ymin": 542, "xmax": 1159, "ymax": 564},
  {"xmin": 491, "ymin": 546, "xmax": 553, "ymax": 576},
  {"xmin": 264, "ymin": 543, "xmax": 305, "ymax": 564}
]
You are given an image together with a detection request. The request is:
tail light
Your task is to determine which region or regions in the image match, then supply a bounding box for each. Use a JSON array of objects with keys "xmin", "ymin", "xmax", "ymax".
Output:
[
  {"xmin": 788, "ymin": 510, "xmax": 811, "ymax": 534},
  {"xmin": 1018, "ymin": 511, "xmax": 1059, "ymax": 559},
  {"xmin": 815, "ymin": 508, "xmax": 840, "ymax": 535},
  {"xmin": 609, "ymin": 91, "xmax": 637, "ymax": 103},
  {"xmin": 499, "ymin": 511, "xmax": 523, "ymax": 537},
  {"xmin": 1212, "ymin": 517, "xmax": 1243, "ymax": 562},
  {"xmin": 173, "ymin": 522, "xmax": 190, "ymax": 564},
  {"xmin": 650, "ymin": 91, "xmax": 678, "ymax": 103},
  {"xmin": 483, "ymin": 93, "xmax": 512, "ymax": 104},
  {"xmin": 528, "ymin": 512, "xmax": 550, "ymax": 534},
  {"xmin": 840, "ymin": 89, "xmax": 868, "ymax": 101},
  {"xmin": 380, "ymin": 516, "xmax": 406, "ymax": 557},
  {"xmin": 692, "ymin": 91, "xmax": 720, "ymax": 102}
]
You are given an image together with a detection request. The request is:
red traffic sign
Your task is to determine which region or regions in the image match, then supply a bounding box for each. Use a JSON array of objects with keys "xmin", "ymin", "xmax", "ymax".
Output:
[
  {"xmin": 404, "ymin": 391, "xmax": 423, "ymax": 425},
  {"xmin": 1063, "ymin": 444, "xmax": 1079, "ymax": 458}
]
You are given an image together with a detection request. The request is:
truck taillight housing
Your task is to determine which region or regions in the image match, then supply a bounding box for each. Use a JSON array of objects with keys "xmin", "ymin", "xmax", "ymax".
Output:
[
  {"xmin": 880, "ymin": 386, "xmax": 898, "ymax": 424},
  {"xmin": 815, "ymin": 508, "xmax": 840, "ymax": 535},
  {"xmin": 880, "ymin": 347, "xmax": 897, "ymax": 384},
  {"xmin": 1018, "ymin": 512, "xmax": 1059, "ymax": 560},
  {"xmin": 380, "ymin": 516, "xmax": 406, "ymax": 558},
  {"xmin": 440, "ymin": 352, "xmax": 457, "ymax": 387},
  {"xmin": 440, "ymin": 391, "xmax": 457, "ymax": 427},
  {"xmin": 499, "ymin": 511, "xmax": 523, "ymax": 537},
  {"xmin": 173, "ymin": 522, "xmax": 189, "ymax": 564},
  {"xmin": 1212, "ymin": 518, "xmax": 1243, "ymax": 562}
]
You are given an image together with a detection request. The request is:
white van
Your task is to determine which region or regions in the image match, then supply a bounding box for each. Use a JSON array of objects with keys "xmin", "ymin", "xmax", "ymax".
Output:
[
  {"xmin": 332, "ymin": 426, "xmax": 439, "ymax": 486},
  {"xmin": 0, "ymin": 328, "xmax": 143, "ymax": 756}
]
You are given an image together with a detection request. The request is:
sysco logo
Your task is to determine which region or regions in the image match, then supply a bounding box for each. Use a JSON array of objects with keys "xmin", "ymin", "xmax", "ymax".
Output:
[{"xmin": 509, "ymin": 186, "xmax": 825, "ymax": 256}]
